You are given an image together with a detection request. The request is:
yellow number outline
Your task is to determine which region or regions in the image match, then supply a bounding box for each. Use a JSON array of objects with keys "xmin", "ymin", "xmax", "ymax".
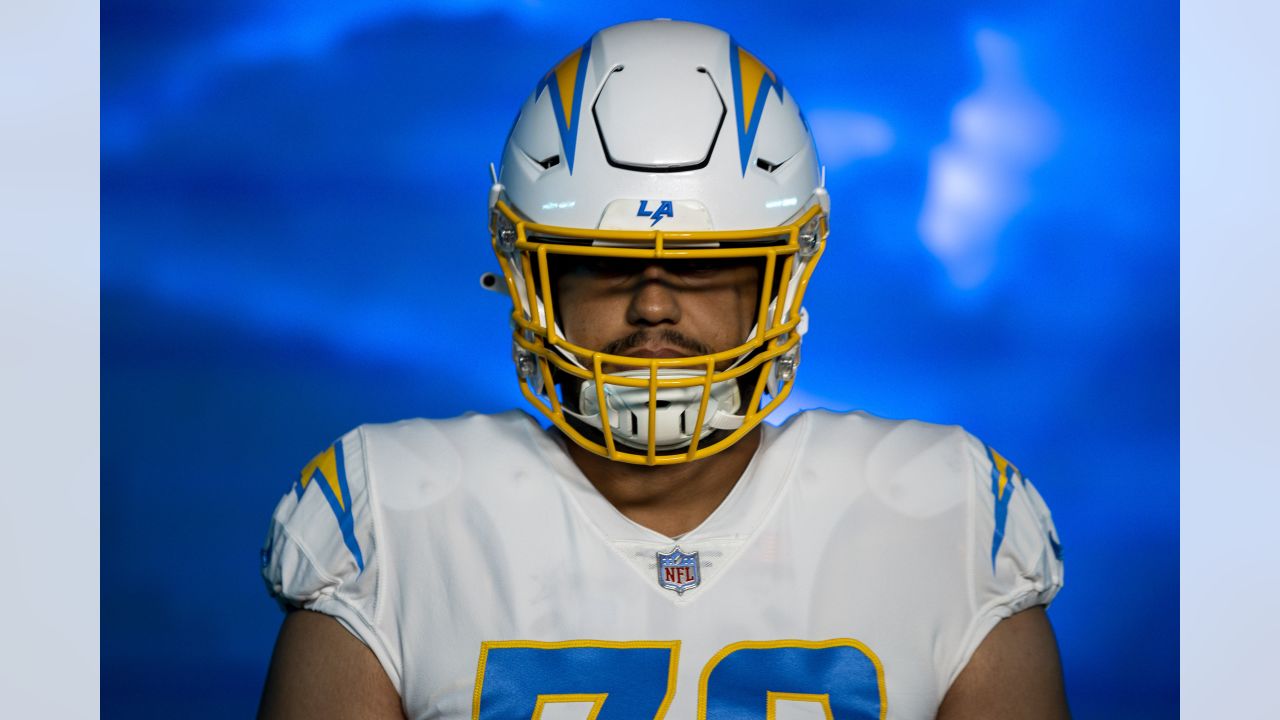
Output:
[
  {"xmin": 767, "ymin": 691, "xmax": 832, "ymax": 720},
  {"xmin": 533, "ymin": 693, "xmax": 607, "ymax": 719}
]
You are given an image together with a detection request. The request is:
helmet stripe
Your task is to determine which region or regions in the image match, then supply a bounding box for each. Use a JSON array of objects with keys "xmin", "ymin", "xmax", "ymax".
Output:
[
  {"xmin": 730, "ymin": 38, "xmax": 785, "ymax": 175},
  {"xmin": 535, "ymin": 39, "xmax": 593, "ymax": 173}
]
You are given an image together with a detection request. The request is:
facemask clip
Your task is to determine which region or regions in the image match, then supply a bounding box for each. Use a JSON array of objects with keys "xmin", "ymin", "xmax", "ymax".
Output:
[
  {"xmin": 494, "ymin": 212, "xmax": 518, "ymax": 254},
  {"xmin": 513, "ymin": 347, "xmax": 537, "ymax": 380},
  {"xmin": 798, "ymin": 217, "xmax": 822, "ymax": 258},
  {"xmin": 775, "ymin": 348, "xmax": 799, "ymax": 383}
]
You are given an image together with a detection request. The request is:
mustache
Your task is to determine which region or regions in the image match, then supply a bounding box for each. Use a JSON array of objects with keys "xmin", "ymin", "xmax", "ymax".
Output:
[{"xmin": 600, "ymin": 329, "xmax": 713, "ymax": 357}]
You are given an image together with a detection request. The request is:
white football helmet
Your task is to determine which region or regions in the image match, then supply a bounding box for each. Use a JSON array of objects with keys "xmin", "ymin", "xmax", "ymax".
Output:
[{"xmin": 489, "ymin": 19, "xmax": 828, "ymax": 465}]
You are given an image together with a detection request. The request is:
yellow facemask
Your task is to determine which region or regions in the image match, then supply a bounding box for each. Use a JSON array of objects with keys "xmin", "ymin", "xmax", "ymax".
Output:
[{"xmin": 490, "ymin": 198, "xmax": 827, "ymax": 465}]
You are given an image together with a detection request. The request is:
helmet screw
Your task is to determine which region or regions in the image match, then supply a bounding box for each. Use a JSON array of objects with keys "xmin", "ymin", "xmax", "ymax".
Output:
[
  {"xmin": 514, "ymin": 349, "xmax": 537, "ymax": 380},
  {"xmin": 495, "ymin": 215, "xmax": 518, "ymax": 253},
  {"xmin": 798, "ymin": 219, "xmax": 821, "ymax": 257},
  {"xmin": 774, "ymin": 350, "xmax": 798, "ymax": 383}
]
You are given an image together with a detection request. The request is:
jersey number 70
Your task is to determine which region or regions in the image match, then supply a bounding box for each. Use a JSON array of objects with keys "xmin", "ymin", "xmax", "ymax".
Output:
[{"xmin": 472, "ymin": 638, "xmax": 885, "ymax": 719}]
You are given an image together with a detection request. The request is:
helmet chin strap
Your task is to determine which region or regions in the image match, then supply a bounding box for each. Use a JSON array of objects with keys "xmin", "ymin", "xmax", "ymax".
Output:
[{"xmin": 567, "ymin": 369, "xmax": 744, "ymax": 451}]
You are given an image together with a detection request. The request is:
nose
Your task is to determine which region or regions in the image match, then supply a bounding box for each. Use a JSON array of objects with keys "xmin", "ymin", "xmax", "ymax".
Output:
[{"xmin": 625, "ymin": 264, "xmax": 682, "ymax": 327}]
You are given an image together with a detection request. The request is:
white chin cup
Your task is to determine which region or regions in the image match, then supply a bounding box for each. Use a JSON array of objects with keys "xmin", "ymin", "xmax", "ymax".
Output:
[{"xmin": 574, "ymin": 369, "xmax": 744, "ymax": 451}]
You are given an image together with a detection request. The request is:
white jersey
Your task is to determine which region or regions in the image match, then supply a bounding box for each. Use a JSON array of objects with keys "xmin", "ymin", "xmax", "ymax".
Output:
[{"xmin": 263, "ymin": 409, "xmax": 1063, "ymax": 720}]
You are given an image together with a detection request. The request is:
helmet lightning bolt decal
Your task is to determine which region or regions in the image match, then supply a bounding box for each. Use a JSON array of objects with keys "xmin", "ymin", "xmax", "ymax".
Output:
[
  {"xmin": 730, "ymin": 38, "xmax": 785, "ymax": 175},
  {"xmin": 535, "ymin": 40, "xmax": 593, "ymax": 174}
]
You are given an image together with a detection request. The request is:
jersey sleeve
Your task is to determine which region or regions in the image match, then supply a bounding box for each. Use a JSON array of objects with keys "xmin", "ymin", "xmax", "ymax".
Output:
[
  {"xmin": 947, "ymin": 435, "xmax": 1065, "ymax": 686},
  {"xmin": 260, "ymin": 427, "xmax": 402, "ymax": 692}
]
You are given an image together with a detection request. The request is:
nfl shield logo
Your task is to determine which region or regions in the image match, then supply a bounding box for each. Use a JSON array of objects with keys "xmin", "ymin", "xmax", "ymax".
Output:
[{"xmin": 656, "ymin": 547, "xmax": 701, "ymax": 595}]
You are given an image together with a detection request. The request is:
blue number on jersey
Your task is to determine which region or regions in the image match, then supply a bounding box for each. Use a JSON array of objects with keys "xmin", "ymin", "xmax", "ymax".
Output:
[
  {"xmin": 473, "ymin": 640, "xmax": 679, "ymax": 719},
  {"xmin": 473, "ymin": 638, "xmax": 884, "ymax": 719},
  {"xmin": 699, "ymin": 640, "xmax": 885, "ymax": 720}
]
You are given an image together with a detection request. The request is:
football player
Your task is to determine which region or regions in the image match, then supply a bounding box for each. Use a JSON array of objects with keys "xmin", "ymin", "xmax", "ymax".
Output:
[{"xmin": 259, "ymin": 20, "xmax": 1067, "ymax": 720}]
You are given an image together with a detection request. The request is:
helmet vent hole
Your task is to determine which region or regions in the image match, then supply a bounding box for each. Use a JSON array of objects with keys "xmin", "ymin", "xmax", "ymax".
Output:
[
  {"xmin": 696, "ymin": 66, "xmax": 707, "ymax": 73},
  {"xmin": 537, "ymin": 154, "xmax": 561, "ymax": 170},
  {"xmin": 756, "ymin": 157, "xmax": 782, "ymax": 173},
  {"xmin": 654, "ymin": 400, "xmax": 672, "ymax": 409},
  {"xmin": 629, "ymin": 413, "xmax": 639, "ymax": 435}
]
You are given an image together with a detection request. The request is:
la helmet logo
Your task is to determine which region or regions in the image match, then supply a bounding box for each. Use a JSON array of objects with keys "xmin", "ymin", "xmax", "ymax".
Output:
[{"xmin": 636, "ymin": 200, "xmax": 674, "ymax": 227}]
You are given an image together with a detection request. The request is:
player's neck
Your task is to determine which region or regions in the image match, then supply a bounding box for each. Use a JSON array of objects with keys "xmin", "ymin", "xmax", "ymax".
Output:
[{"xmin": 563, "ymin": 428, "xmax": 762, "ymax": 539}]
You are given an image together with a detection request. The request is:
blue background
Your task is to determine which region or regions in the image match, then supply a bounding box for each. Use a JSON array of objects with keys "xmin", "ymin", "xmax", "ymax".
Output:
[{"xmin": 102, "ymin": 1, "xmax": 1177, "ymax": 717}]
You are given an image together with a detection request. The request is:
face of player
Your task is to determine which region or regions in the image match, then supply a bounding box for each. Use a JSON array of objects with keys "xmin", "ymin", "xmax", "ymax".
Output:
[{"xmin": 554, "ymin": 258, "xmax": 761, "ymax": 371}]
